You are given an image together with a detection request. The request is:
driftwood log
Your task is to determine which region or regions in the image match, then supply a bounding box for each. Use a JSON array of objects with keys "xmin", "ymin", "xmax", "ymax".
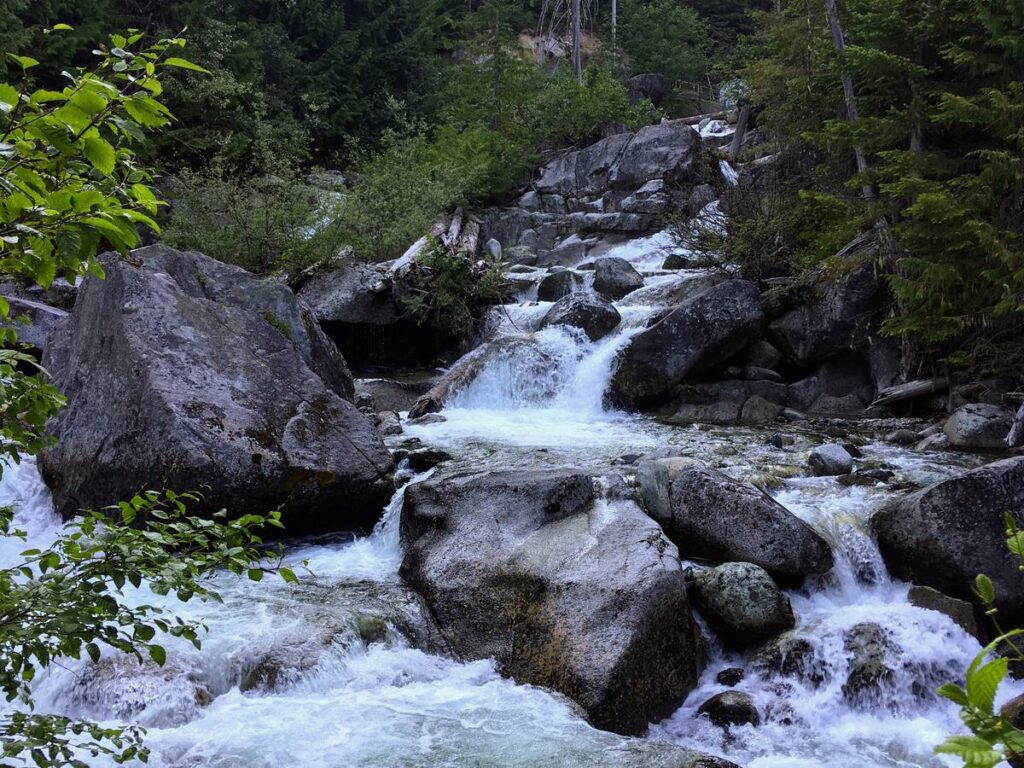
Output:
[{"xmin": 872, "ymin": 378, "xmax": 948, "ymax": 407}]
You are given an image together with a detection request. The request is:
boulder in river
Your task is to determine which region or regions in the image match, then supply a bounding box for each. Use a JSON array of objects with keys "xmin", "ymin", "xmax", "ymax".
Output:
[
  {"xmin": 872, "ymin": 457, "xmax": 1024, "ymax": 623},
  {"xmin": 636, "ymin": 458, "xmax": 833, "ymax": 578},
  {"xmin": 540, "ymin": 292, "xmax": 621, "ymax": 341},
  {"xmin": 692, "ymin": 563, "xmax": 795, "ymax": 648},
  {"xmin": 537, "ymin": 270, "xmax": 582, "ymax": 301},
  {"xmin": 399, "ymin": 470, "xmax": 704, "ymax": 736},
  {"xmin": 943, "ymin": 404, "xmax": 1015, "ymax": 451},
  {"xmin": 808, "ymin": 444, "xmax": 854, "ymax": 477},
  {"xmin": 39, "ymin": 246, "xmax": 395, "ymax": 534},
  {"xmin": 592, "ymin": 257, "xmax": 644, "ymax": 301},
  {"xmin": 609, "ymin": 280, "xmax": 765, "ymax": 407},
  {"xmin": 696, "ymin": 691, "xmax": 760, "ymax": 729}
]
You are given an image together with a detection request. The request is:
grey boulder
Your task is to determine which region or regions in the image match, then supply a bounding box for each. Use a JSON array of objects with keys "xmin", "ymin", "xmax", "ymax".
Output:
[
  {"xmin": 943, "ymin": 404, "xmax": 1015, "ymax": 451},
  {"xmin": 769, "ymin": 256, "xmax": 884, "ymax": 366},
  {"xmin": 637, "ymin": 459, "xmax": 833, "ymax": 577},
  {"xmin": 399, "ymin": 470, "xmax": 704, "ymax": 736},
  {"xmin": 692, "ymin": 563, "xmax": 795, "ymax": 648},
  {"xmin": 592, "ymin": 257, "xmax": 644, "ymax": 301},
  {"xmin": 39, "ymin": 246, "xmax": 394, "ymax": 534},
  {"xmin": 696, "ymin": 691, "xmax": 760, "ymax": 729},
  {"xmin": 540, "ymin": 292, "xmax": 621, "ymax": 341},
  {"xmin": 872, "ymin": 457, "xmax": 1024, "ymax": 623},
  {"xmin": 808, "ymin": 444, "xmax": 855, "ymax": 477},
  {"xmin": 609, "ymin": 280, "xmax": 765, "ymax": 406},
  {"xmin": 537, "ymin": 270, "xmax": 582, "ymax": 302}
]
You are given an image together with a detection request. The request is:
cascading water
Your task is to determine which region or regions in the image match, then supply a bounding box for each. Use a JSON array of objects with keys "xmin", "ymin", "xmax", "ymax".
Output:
[{"xmin": 3, "ymin": 222, "xmax": 1019, "ymax": 767}]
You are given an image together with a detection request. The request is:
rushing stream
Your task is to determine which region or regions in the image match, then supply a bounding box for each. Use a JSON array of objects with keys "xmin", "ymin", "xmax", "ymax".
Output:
[{"xmin": 2, "ymin": 215, "xmax": 1021, "ymax": 767}]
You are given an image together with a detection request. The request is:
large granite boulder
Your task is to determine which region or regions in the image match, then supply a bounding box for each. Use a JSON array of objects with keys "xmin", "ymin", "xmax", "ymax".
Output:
[
  {"xmin": 592, "ymin": 257, "xmax": 644, "ymax": 301},
  {"xmin": 943, "ymin": 404, "xmax": 1016, "ymax": 451},
  {"xmin": 637, "ymin": 459, "xmax": 833, "ymax": 577},
  {"xmin": 39, "ymin": 246, "xmax": 394, "ymax": 534},
  {"xmin": 537, "ymin": 270, "xmax": 583, "ymax": 301},
  {"xmin": 296, "ymin": 261, "xmax": 396, "ymax": 326},
  {"xmin": 769, "ymin": 255, "xmax": 884, "ymax": 366},
  {"xmin": 540, "ymin": 293, "xmax": 621, "ymax": 341},
  {"xmin": 872, "ymin": 457, "xmax": 1024, "ymax": 622},
  {"xmin": 399, "ymin": 470, "xmax": 704, "ymax": 735},
  {"xmin": 609, "ymin": 280, "xmax": 765, "ymax": 406},
  {"xmin": 535, "ymin": 120, "xmax": 698, "ymax": 200},
  {"xmin": 692, "ymin": 562, "xmax": 795, "ymax": 648}
]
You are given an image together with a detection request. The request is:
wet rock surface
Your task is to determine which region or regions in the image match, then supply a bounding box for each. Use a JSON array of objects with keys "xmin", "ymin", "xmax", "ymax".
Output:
[
  {"xmin": 873, "ymin": 456, "xmax": 1024, "ymax": 622},
  {"xmin": 692, "ymin": 563, "xmax": 795, "ymax": 648},
  {"xmin": 399, "ymin": 470, "xmax": 705, "ymax": 735},
  {"xmin": 637, "ymin": 458, "xmax": 834, "ymax": 577}
]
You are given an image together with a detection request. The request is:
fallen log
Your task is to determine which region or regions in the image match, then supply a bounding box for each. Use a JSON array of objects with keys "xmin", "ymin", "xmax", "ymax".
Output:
[
  {"xmin": 872, "ymin": 377, "xmax": 948, "ymax": 407},
  {"xmin": 678, "ymin": 110, "xmax": 728, "ymax": 126}
]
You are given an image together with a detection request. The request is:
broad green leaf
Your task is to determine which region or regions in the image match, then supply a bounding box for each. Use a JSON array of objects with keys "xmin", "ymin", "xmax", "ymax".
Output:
[
  {"xmin": 163, "ymin": 57, "xmax": 211, "ymax": 74},
  {"xmin": 82, "ymin": 137, "xmax": 116, "ymax": 175},
  {"xmin": 974, "ymin": 574, "xmax": 997, "ymax": 605},
  {"xmin": 148, "ymin": 645, "xmax": 167, "ymax": 666},
  {"xmin": 966, "ymin": 657, "xmax": 1008, "ymax": 714}
]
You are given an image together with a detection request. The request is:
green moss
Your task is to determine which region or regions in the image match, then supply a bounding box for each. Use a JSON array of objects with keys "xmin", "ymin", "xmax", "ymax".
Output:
[{"xmin": 262, "ymin": 310, "xmax": 292, "ymax": 339}]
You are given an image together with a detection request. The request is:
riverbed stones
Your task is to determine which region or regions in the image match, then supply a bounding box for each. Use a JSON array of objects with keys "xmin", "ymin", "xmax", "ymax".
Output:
[
  {"xmin": 609, "ymin": 280, "xmax": 765, "ymax": 407},
  {"xmin": 807, "ymin": 444, "xmax": 854, "ymax": 477},
  {"xmin": 399, "ymin": 470, "xmax": 704, "ymax": 735},
  {"xmin": 872, "ymin": 457, "xmax": 1024, "ymax": 623},
  {"xmin": 943, "ymin": 404, "xmax": 1016, "ymax": 451},
  {"xmin": 592, "ymin": 257, "xmax": 644, "ymax": 301},
  {"xmin": 541, "ymin": 292, "xmax": 621, "ymax": 341},
  {"xmin": 692, "ymin": 563, "xmax": 795, "ymax": 648},
  {"xmin": 842, "ymin": 623, "xmax": 895, "ymax": 705},
  {"xmin": 697, "ymin": 691, "xmax": 761, "ymax": 729},
  {"xmin": 38, "ymin": 246, "xmax": 394, "ymax": 534},
  {"xmin": 636, "ymin": 459, "xmax": 834, "ymax": 577}
]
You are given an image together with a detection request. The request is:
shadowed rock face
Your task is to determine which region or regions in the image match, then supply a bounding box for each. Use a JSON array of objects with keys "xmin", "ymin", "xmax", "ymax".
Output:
[
  {"xmin": 873, "ymin": 456, "xmax": 1024, "ymax": 623},
  {"xmin": 39, "ymin": 245, "xmax": 394, "ymax": 535},
  {"xmin": 540, "ymin": 292, "xmax": 622, "ymax": 341},
  {"xmin": 608, "ymin": 280, "xmax": 765, "ymax": 408},
  {"xmin": 399, "ymin": 470, "xmax": 705, "ymax": 736}
]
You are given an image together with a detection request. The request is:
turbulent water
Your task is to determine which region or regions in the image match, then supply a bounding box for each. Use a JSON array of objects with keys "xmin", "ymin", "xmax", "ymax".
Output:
[{"xmin": 3, "ymin": 214, "xmax": 1021, "ymax": 767}]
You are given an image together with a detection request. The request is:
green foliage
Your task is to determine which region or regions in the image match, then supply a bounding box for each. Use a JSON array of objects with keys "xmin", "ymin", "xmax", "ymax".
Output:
[
  {"xmin": 732, "ymin": 0, "xmax": 1024, "ymax": 375},
  {"xmin": 618, "ymin": 0, "xmax": 711, "ymax": 110},
  {"xmin": 162, "ymin": 168, "xmax": 345, "ymax": 275},
  {"xmin": 0, "ymin": 31, "xmax": 299, "ymax": 767},
  {"xmin": 338, "ymin": 57, "xmax": 650, "ymax": 263},
  {"xmin": 400, "ymin": 236, "xmax": 508, "ymax": 339}
]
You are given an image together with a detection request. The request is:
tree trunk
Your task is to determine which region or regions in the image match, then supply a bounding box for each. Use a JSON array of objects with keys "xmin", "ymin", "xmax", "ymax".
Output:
[
  {"xmin": 612, "ymin": 0, "xmax": 617, "ymax": 45},
  {"xmin": 729, "ymin": 105, "xmax": 752, "ymax": 160},
  {"xmin": 822, "ymin": 0, "xmax": 874, "ymax": 200},
  {"xmin": 1009, "ymin": 403, "xmax": 1024, "ymax": 449},
  {"xmin": 573, "ymin": 0, "xmax": 583, "ymax": 83}
]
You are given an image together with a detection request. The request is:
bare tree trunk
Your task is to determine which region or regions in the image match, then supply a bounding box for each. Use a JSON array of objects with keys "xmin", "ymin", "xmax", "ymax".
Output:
[
  {"xmin": 611, "ymin": 0, "xmax": 617, "ymax": 45},
  {"xmin": 730, "ymin": 105, "xmax": 752, "ymax": 160},
  {"xmin": 573, "ymin": 0, "xmax": 583, "ymax": 83},
  {"xmin": 822, "ymin": 0, "xmax": 874, "ymax": 200},
  {"xmin": 1009, "ymin": 403, "xmax": 1024, "ymax": 449}
]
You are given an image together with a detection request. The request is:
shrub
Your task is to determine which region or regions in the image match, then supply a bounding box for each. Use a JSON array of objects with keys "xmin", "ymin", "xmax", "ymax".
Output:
[{"xmin": 162, "ymin": 168, "xmax": 346, "ymax": 275}]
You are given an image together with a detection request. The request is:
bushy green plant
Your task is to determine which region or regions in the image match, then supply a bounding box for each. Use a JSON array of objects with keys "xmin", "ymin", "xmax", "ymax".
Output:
[
  {"xmin": 0, "ymin": 30, "xmax": 296, "ymax": 766},
  {"xmin": 399, "ymin": 236, "xmax": 508, "ymax": 339},
  {"xmin": 162, "ymin": 168, "xmax": 344, "ymax": 275},
  {"xmin": 617, "ymin": 0, "xmax": 712, "ymax": 112}
]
